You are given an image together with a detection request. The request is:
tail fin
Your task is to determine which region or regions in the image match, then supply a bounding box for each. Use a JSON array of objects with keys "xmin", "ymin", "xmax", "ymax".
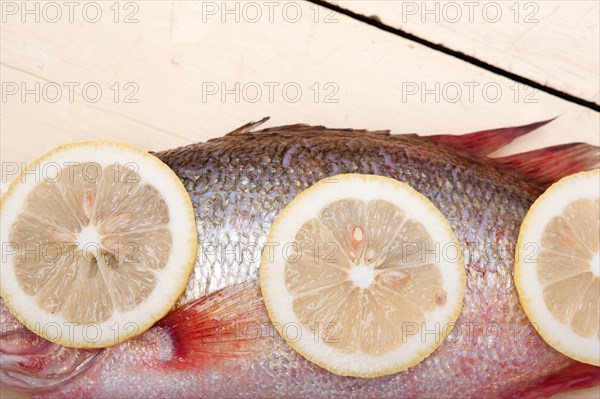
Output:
[
  {"xmin": 427, "ymin": 119, "xmax": 555, "ymax": 158},
  {"xmin": 426, "ymin": 118, "xmax": 599, "ymax": 188},
  {"xmin": 493, "ymin": 143, "xmax": 599, "ymax": 187}
]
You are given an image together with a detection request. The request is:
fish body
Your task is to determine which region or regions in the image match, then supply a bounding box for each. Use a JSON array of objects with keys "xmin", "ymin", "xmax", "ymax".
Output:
[{"xmin": 1, "ymin": 119, "xmax": 599, "ymax": 398}]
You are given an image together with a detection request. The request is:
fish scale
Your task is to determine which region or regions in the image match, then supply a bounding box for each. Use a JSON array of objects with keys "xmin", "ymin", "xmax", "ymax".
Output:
[
  {"xmin": 164, "ymin": 130, "xmax": 532, "ymax": 303},
  {"xmin": 154, "ymin": 128, "xmax": 564, "ymax": 397},
  {"xmin": 1, "ymin": 120, "xmax": 598, "ymax": 398}
]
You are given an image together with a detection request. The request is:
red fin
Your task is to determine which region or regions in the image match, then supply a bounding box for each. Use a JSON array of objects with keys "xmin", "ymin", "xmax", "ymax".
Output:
[
  {"xmin": 254, "ymin": 124, "xmax": 390, "ymax": 136},
  {"xmin": 227, "ymin": 119, "xmax": 390, "ymax": 137},
  {"xmin": 225, "ymin": 117, "xmax": 271, "ymax": 136},
  {"xmin": 157, "ymin": 281, "xmax": 270, "ymax": 369},
  {"xmin": 492, "ymin": 143, "xmax": 599, "ymax": 187},
  {"xmin": 427, "ymin": 119, "xmax": 555, "ymax": 157},
  {"xmin": 512, "ymin": 363, "xmax": 599, "ymax": 399}
]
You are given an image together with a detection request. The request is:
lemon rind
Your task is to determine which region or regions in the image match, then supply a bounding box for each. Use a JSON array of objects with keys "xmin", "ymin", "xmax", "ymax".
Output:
[
  {"xmin": 515, "ymin": 169, "xmax": 599, "ymax": 367},
  {"xmin": 0, "ymin": 141, "xmax": 198, "ymax": 348},
  {"xmin": 260, "ymin": 174, "xmax": 466, "ymax": 378}
]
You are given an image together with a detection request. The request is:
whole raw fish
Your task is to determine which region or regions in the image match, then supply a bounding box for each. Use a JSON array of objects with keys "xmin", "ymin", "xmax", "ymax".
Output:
[{"xmin": 1, "ymin": 118, "xmax": 599, "ymax": 398}]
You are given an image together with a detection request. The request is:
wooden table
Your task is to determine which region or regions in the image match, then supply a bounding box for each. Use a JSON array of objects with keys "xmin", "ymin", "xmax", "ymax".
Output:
[{"xmin": 1, "ymin": 1, "xmax": 598, "ymax": 398}]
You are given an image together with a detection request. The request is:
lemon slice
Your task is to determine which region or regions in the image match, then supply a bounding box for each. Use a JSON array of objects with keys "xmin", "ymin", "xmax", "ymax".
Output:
[
  {"xmin": 260, "ymin": 174, "xmax": 465, "ymax": 377},
  {"xmin": 0, "ymin": 142, "xmax": 197, "ymax": 348},
  {"xmin": 515, "ymin": 169, "xmax": 599, "ymax": 366}
]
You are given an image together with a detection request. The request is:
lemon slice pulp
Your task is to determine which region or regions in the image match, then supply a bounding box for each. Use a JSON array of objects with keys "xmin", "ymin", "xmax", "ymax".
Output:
[
  {"xmin": 1, "ymin": 142, "xmax": 197, "ymax": 348},
  {"xmin": 260, "ymin": 174, "xmax": 466, "ymax": 377},
  {"xmin": 516, "ymin": 169, "xmax": 599, "ymax": 366}
]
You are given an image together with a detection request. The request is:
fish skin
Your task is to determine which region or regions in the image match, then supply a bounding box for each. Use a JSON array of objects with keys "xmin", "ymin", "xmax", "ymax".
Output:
[{"xmin": 1, "ymin": 121, "xmax": 599, "ymax": 398}]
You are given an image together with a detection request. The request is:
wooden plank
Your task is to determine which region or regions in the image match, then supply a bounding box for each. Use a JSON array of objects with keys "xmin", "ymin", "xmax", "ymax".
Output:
[
  {"xmin": 1, "ymin": 1, "xmax": 597, "ymax": 194},
  {"xmin": 0, "ymin": 2, "xmax": 598, "ymax": 398},
  {"xmin": 328, "ymin": 0, "xmax": 600, "ymax": 104}
]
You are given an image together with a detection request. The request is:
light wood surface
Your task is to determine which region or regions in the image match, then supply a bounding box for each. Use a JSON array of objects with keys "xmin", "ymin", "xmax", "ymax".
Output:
[
  {"xmin": 329, "ymin": 0, "xmax": 600, "ymax": 103},
  {"xmin": 0, "ymin": 1, "xmax": 598, "ymax": 398}
]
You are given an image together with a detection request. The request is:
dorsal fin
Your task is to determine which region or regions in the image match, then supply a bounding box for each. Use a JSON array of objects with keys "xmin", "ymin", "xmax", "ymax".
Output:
[
  {"xmin": 225, "ymin": 117, "xmax": 271, "ymax": 136},
  {"xmin": 427, "ymin": 119, "xmax": 555, "ymax": 157},
  {"xmin": 255, "ymin": 124, "xmax": 390, "ymax": 136},
  {"xmin": 492, "ymin": 142, "xmax": 599, "ymax": 187},
  {"xmin": 225, "ymin": 118, "xmax": 390, "ymax": 137}
]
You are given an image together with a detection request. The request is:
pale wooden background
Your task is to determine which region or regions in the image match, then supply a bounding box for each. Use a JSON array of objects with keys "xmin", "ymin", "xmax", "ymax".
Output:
[
  {"xmin": 331, "ymin": 0, "xmax": 600, "ymax": 102},
  {"xmin": 0, "ymin": 1, "xmax": 598, "ymax": 398}
]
